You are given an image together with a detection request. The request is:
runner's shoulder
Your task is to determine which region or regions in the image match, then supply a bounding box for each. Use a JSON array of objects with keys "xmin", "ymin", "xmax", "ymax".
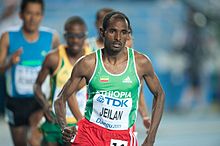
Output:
[
  {"xmin": 79, "ymin": 52, "xmax": 96, "ymax": 66},
  {"xmin": 133, "ymin": 50, "xmax": 151, "ymax": 66}
]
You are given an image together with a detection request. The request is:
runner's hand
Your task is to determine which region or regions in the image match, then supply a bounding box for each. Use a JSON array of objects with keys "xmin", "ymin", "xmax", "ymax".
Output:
[
  {"xmin": 62, "ymin": 126, "xmax": 77, "ymax": 143},
  {"xmin": 143, "ymin": 117, "xmax": 151, "ymax": 129},
  {"xmin": 10, "ymin": 48, "xmax": 23, "ymax": 65}
]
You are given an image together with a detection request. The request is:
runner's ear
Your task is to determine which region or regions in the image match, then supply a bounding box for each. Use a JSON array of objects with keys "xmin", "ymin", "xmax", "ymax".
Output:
[{"xmin": 100, "ymin": 28, "xmax": 105, "ymax": 38}]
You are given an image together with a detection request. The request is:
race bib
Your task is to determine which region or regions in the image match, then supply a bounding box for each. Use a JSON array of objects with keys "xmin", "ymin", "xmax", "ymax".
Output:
[
  {"xmin": 90, "ymin": 93, "xmax": 132, "ymax": 130},
  {"xmin": 15, "ymin": 65, "xmax": 41, "ymax": 95},
  {"xmin": 110, "ymin": 139, "xmax": 128, "ymax": 146}
]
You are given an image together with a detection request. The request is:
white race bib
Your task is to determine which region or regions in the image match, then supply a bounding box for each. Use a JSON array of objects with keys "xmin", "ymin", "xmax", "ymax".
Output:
[
  {"xmin": 90, "ymin": 94, "xmax": 132, "ymax": 130},
  {"xmin": 15, "ymin": 65, "xmax": 41, "ymax": 95}
]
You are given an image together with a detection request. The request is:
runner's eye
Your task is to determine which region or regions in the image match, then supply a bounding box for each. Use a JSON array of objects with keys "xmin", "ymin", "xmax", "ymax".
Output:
[
  {"xmin": 121, "ymin": 30, "xmax": 128, "ymax": 35},
  {"xmin": 108, "ymin": 29, "xmax": 115, "ymax": 34}
]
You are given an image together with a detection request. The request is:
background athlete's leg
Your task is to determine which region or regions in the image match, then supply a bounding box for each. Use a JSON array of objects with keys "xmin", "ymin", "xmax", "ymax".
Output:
[
  {"xmin": 9, "ymin": 126, "xmax": 28, "ymax": 146},
  {"xmin": 28, "ymin": 109, "xmax": 44, "ymax": 146}
]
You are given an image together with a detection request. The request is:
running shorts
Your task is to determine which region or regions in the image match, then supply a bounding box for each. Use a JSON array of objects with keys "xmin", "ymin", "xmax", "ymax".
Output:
[
  {"xmin": 5, "ymin": 96, "xmax": 41, "ymax": 126},
  {"xmin": 72, "ymin": 118, "xmax": 138, "ymax": 146}
]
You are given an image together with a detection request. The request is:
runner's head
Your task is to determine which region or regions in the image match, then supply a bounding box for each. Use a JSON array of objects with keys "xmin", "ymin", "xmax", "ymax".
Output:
[
  {"xmin": 64, "ymin": 16, "xmax": 87, "ymax": 55},
  {"xmin": 95, "ymin": 8, "xmax": 114, "ymax": 39},
  {"xmin": 100, "ymin": 11, "xmax": 130, "ymax": 53},
  {"xmin": 19, "ymin": 0, "xmax": 44, "ymax": 33}
]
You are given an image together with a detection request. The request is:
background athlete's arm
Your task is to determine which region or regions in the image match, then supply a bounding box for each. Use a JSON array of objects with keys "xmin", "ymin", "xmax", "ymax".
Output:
[
  {"xmin": 138, "ymin": 83, "xmax": 151, "ymax": 129},
  {"xmin": 0, "ymin": 32, "xmax": 22, "ymax": 73},
  {"xmin": 33, "ymin": 51, "xmax": 58, "ymax": 122},
  {"xmin": 136, "ymin": 53, "xmax": 165, "ymax": 146},
  {"xmin": 51, "ymin": 31, "xmax": 60, "ymax": 49}
]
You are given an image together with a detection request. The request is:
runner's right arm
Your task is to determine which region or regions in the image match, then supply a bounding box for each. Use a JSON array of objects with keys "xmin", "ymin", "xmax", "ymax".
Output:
[
  {"xmin": 55, "ymin": 53, "xmax": 95, "ymax": 129},
  {"xmin": 55, "ymin": 58, "xmax": 86, "ymax": 129},
  {"xmin": 0, "ymin": 32, "xmax": 22, "ymax": 73}
]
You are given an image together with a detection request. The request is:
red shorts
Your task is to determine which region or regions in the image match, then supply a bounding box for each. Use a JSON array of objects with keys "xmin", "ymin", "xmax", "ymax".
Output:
[{"xmin": 72, "ymin": 118, "xmax": 138, "ymax": 146}]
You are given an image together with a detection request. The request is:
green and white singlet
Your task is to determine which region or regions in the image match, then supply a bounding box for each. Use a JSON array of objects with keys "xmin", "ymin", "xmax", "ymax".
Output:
[{"xmin": 85, "ymin": 48, "xmax": 141, "ymax": 130}]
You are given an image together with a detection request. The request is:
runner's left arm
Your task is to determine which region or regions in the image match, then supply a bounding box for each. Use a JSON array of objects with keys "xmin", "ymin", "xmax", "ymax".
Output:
[
  {"xmin": 136, "ymin": 54, "xmax": 165, "ymax": 146},
  {"xmin": 138, "ymin": 84, "xmax": 151, "ymax": 129}
]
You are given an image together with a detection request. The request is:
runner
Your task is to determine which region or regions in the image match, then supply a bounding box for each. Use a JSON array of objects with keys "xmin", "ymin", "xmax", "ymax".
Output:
[
  {"xmin": 0, "ymin": 0, "xmax": 59, "ymax": 145},
  {"xmin": 87, "ymin": 8, "xmax": 151, "ymax": 131},
  {"xmin": 55, "ymin": 11, "xmax": 165, "ymax": 146},
  {"xmin": 34, "ymin": 16, "xmax": 90, "ymax": 146}
]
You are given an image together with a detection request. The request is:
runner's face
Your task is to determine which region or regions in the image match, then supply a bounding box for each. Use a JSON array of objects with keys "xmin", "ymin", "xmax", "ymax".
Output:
[
  {"xmin": 103, "ymin": 17, "xmax": 129, "ymax": 53},
  {"xmin": 20, "ymin": 3, "xmax": 43, "ymax": 33},
  {"xmin": 65, "ymin": 24, "xmax": 86, "ymax": 54}
]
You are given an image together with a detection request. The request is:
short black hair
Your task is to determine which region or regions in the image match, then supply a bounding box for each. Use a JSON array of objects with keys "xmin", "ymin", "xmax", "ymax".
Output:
[
  {"xmin": 96, "ymin": 8, "xmax": 114, "ymax": 21},
  {"xmin": 102, "ymin": 11, "xmax": 131, "ymax": 31},
  {"xmin": 20, "ymin": 0, "xmax": 44, "ymax": 14},
  {"xmin": 64, "ymin": 16, "xmax": 87, "ymax": 31}
]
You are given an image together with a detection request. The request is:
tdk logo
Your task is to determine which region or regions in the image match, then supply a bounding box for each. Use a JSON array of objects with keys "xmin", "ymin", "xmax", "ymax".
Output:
[
  {"xmin": 105, "ymin": 97, "xmax": 128, "ymax": 107},
  {"xmin": 95, "ymin": 93, "xmax": 131, "ymax": 108},
  {"xmin": 96, "ymin": 95, "xmax": 104, "ymax": 103}
]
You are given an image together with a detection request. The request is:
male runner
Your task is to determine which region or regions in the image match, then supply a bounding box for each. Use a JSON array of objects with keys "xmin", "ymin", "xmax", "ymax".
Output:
[
  {"xmin": 34, "ymin": 16, "xmax": 90, "ymax": 146},
  {"xmin": 0, "ymin": 0, "xmax": 59, "ymax": 145},
  {"xmin": 87, "ymin": 8, "xmax": 151, "ymax": 130},
  {"xmin": 55, "ymin": 11, "xmax": 164, "ymax": 146}
]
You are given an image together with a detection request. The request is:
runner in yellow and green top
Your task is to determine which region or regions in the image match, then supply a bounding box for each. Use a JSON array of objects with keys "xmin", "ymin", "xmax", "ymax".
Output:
[
  {"xmin": 34, "ymin": 16, "xmax": 90, "ymax": 146},
  {"xmin": 51, "ymin": 45, "xmax": 90, "ymax": 125}
]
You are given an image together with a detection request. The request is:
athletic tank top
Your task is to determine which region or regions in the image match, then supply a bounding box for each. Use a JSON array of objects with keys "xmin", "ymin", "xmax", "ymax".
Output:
[
  {"xmin": 6, "ymin": 26, "xmax": 54, "ymax": 98},
  {"xmin": 51, "ymin": 45, "xmax": 91, "ymax": 124},
  {"xmin": 85, "ymin": 48, "xmax": 141, "ymax": 130}
]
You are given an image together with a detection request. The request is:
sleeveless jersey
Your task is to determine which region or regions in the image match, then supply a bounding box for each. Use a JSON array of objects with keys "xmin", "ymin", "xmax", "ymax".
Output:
[
  {"xmin": 51, "ymin": 45, "xmax": 91, "ymax": 124},
  {"xmin": 6, "ymin": 26, "xmax": 54, "ymax": 98},
  {"xmin": 85, "ymin": 48, "xmax": 141, "ymax": 130}
]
